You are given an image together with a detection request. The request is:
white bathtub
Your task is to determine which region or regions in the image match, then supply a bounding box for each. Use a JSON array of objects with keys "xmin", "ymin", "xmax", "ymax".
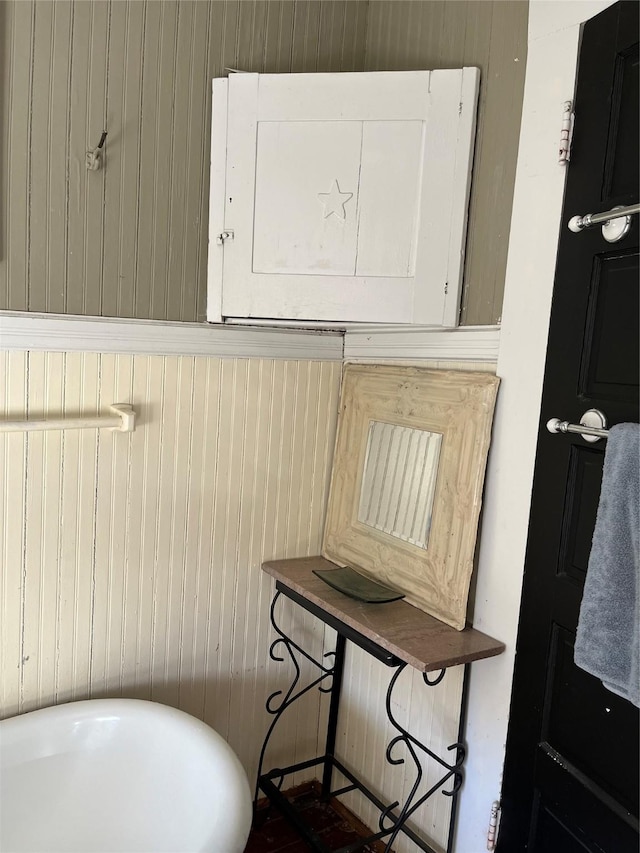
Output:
[{"xmin": 0, "ymin": 698, "xmax": 252, "ymax": 853}]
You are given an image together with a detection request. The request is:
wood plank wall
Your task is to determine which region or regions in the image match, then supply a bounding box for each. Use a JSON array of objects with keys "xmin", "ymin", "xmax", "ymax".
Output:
[
  {"xmin": 364, "ymin": 1, "xmax": 528, "ymax": 325},
  {"xmin": 1, "ymin": 1, "xmax": 526, "ymax": 327},
  {"xmin": 0, "ymin": 347, "xmax": 499, "ymax": 849},
  {"xmin": 0, "ymin": 0, "xmax": 368, "ymax": 321},
  {"xmin": 0, "ymin": 350, "xmax": 342, "ymax": 787}
]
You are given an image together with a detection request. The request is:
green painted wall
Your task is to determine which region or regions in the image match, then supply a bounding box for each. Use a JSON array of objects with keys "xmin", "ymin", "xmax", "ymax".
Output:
[
  {"xmin": 365, "ymin": 1, "xmax": 528, "ymax": 325},
  {"xmin": 0, "ymin": 0, "xmax": 526, "ymax": 326},
  {"xmin": 0, "ymin": 0, "xmax": 367, "ymax": 321}
]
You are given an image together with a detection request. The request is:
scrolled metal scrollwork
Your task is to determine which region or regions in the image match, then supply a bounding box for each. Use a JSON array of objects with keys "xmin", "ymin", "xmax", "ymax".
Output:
[
  {"xmin": 423, "ymin": 668, "xmax": 446, "ymax": 687},
  {"xmin": 374, "ymin": 664, "xmax": 466, "ymax": 851},
  {"xmin": 255, "ymin": 591, "xmax": 339, "ymax": 802}
]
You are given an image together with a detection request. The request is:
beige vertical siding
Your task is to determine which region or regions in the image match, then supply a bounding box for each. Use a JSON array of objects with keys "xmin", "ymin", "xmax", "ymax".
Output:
[
  {"xmin": 364, "ymin": 1, "xmax": 528, "ymax": 326},
  {"xmin": 0, "ymin": 352, "xmax": 494, "ymax": 853},
  {"xmin": 0, "ymin": 350, "xmax": 342, "ymax": 786},
  {"xmin": 0, "ymin": 0, "xmax": 368, "ymax": 321},
  {"xmin": 0, "ymin": 346, "xmax": 498, "ymax": 845}
]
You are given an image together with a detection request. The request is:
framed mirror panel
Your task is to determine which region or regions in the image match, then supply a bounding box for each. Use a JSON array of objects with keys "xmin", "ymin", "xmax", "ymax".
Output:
[{"xmin": 322, "ymin": 364, "xmax": 499, "ymax": 630}]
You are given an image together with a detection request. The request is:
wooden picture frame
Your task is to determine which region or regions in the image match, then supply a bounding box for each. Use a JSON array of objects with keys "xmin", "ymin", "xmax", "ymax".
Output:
[{"xmin": 322, "ymin": 364, "xmax": 500, "ymax": 630}]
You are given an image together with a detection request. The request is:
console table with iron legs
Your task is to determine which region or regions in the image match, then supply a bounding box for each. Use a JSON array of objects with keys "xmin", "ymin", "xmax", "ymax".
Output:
[{"xmin": 255, "ymin": 556, "xmax": 505, "ymax": 853}]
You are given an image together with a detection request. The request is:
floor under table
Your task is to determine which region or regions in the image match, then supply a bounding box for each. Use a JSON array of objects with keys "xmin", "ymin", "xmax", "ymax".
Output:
[{"xmin": 245, "ymin": 785, "xmax": 386, "ymax": 853}]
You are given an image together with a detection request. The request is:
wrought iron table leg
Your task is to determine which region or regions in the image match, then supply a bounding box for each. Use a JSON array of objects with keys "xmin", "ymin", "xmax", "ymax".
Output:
[
  {"xmin": 322, "ymin": 632, "xmax": 346, "ymax": 799},
  {"xmin": 255, "ymin": 590, "xmax": 340, "ymax": 806},
  {"xmin": 370, "ymin": 664, "xmax": 465, "ymax": 852}
]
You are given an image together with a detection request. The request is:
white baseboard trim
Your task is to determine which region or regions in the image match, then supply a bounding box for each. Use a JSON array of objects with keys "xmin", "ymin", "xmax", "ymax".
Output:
[
  {"xmin": 0, "ymin": 312, "xmax": 344, "ymax": 361},
  {"xmin": 343, "ymin": 324, "xmax": 500, "ymax": 362}
]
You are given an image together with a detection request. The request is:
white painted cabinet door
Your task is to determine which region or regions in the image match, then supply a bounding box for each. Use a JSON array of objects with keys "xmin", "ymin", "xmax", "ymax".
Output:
[{"xmin": 208, "ymin": 70, "xmax": 479, "ymax": 325}]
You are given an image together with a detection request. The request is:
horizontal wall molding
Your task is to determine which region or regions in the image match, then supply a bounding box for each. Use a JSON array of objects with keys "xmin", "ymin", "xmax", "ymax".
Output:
[
  {"xmin": 0, "ymin": 312, "xmax": 500, "ymax": 363},
  {"xmin": 343, "ymin": 325, "xmax": 501, "ymax": 362},
  {"xmin": 0, "ymin": 312, "xmax": 344, "ymax": 361}
]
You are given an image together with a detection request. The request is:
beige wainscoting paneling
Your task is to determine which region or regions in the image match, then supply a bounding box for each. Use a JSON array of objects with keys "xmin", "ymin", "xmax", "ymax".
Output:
[
  {"xmin": 365, "ymin": 1, "xmax": 528, "ymax": 326},
  {"xmin": 0, "ymin": 351, "xmax": 497, "ymax": 846},
  {"xmin": 0, "ymin": 0, "xmax": 368, "ymax": 321},
  {"xmin": 0, "ymin": 351, "xmax": 341, "ymax": 786}
]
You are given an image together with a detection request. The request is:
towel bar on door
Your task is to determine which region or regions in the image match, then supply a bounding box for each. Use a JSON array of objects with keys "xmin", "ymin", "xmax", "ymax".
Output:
[
  {"xmin": 546, "ymin": 408, "xmax": 608, "ymax": 442},
  {"xmin": 0, "ymin": 404, "xmax": 136, "ymax": 434},
  {"xmin": 568, "ymin": 202, "xmax": 639, "ymax": 242}
]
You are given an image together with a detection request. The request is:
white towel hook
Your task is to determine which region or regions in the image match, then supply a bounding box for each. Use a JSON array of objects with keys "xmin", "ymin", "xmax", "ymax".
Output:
[{"xmin": 86, "ymin": 130, "xmax": 108, "ymax": 171}]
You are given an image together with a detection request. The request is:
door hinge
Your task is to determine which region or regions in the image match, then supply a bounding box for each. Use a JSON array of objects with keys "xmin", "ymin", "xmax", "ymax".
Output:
[
  {"xmin": 487, "ymin": 800, "xmax": 501, "ymax": 851},
  {"xmin": 216, "ymin": 230, "xmax": 234, "ymax": 246},
  {"xmin": 558, "ymin": 100, "xmax": 574, "ymax": 165}
]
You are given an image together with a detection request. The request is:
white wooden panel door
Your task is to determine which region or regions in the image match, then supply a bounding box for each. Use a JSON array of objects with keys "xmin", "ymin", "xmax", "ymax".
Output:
[{"xmin": 208, "ymin": 70, "xmax": 479, "ymax": 326}]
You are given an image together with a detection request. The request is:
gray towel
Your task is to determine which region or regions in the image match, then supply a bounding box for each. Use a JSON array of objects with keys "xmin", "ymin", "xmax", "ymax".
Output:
[{"xmin": 574, "ymin": 423, "xmax": 640, "ymax": 707}]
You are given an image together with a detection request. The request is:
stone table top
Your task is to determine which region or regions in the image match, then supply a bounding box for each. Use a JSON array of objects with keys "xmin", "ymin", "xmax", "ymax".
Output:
[{"xmin": 262, "ymin": 556, "xmax": 505, "ymax": 673}]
